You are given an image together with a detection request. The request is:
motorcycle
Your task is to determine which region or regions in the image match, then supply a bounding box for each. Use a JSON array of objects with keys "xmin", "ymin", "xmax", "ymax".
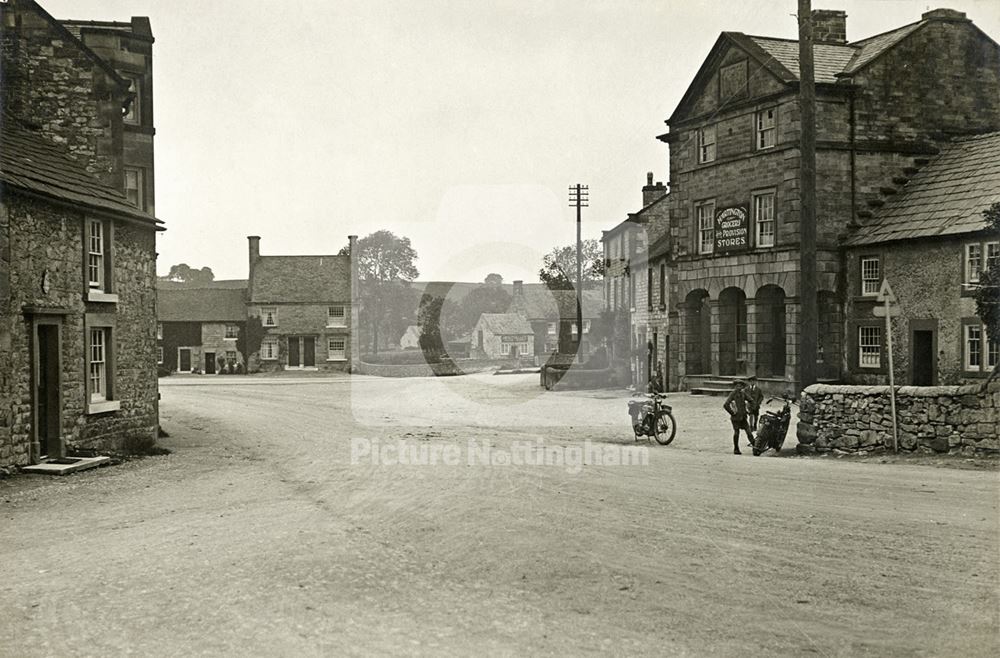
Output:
[
  {"xmin": 752, "ymin": 396, "xmax": 795, "ymax": 456},
  {"xmin": 627, "ymin": 393, "xmax": 677, "ymax": 445}
]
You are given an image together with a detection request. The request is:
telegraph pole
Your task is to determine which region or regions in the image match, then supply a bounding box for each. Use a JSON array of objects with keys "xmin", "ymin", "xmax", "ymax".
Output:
[
  {"xmin": 798, "ymin": 0, "xmax": 819, "ymax": 390},
  {"xmin": 569, "ymin": 184, "xmax": 588, "ymax": 362}
]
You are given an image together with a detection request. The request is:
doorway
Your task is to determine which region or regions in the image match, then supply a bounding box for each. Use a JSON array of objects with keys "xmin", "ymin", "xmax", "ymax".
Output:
[
  {"xmin": 34, "ymin": 322, "xmax": 61, "ymax": 460},
  {"xmin": 178, "ymin": 348, "xmax": 192, "ymax": 372},
  {"xmin": 910, "ymin": 321, "xmax": 937, "ymax": 385},
  {"xmin": 204, "ymin": 351, "xmax": 216, "ymax": 375},
  {"xmin": 287, "ymin": 336, "xmax": 316, "ymax": 368}
]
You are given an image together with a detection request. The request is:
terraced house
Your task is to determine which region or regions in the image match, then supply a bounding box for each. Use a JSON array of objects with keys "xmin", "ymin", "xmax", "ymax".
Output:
[
  {"xmin": 0, "ymin": 0, "xmax": 161, "ymax": 466},
  {"xmin": 653, "ymin": 7, "xmax": 1000, "ymax": 393}
]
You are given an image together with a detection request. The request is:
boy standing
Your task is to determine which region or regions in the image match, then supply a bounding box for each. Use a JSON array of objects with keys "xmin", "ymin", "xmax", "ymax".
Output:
[
  {"xmin": 723, "ymin": 381, "xmax": 754, "ymax": 455},
  {"xmin": 746, "ymin": 376, "xmax": 764, "ymax": 431}
]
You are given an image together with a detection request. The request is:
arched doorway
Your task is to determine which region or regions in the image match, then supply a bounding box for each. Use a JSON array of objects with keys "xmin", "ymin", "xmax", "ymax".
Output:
[
  {"xmin": 684, "ymin": 290, "xmax": 710, "ymax": 375},
  {"xmin": 755, "ymin": 285, "xmax": 786, "ymax": 377},
  {"xmin": 719, "ymin": 287, "xmax": 747, "ymax": 375}
]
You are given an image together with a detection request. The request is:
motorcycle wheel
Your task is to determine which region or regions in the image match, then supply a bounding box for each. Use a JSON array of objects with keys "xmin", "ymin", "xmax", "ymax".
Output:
[
  {"xmin": 653, "ymin": 411, "xmax": 677, "ymax": 445},
  {"xmin": 752, "ymin": 432, "xmax": 768, "ymax": 456}
]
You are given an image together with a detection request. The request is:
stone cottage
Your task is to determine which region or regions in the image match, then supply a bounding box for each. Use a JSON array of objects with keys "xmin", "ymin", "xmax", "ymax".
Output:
[
  {"xmin": 247, "ymin": 236, "xmax": 356, "ymax": 372},
  {"xmin": 157, "ymin": 284, "xmax": 248, "ymax": 374},
  {"xmin": 842, "ymin": 132, "xmax": 1000, "ymax": 385},
  {"xmin": 0, "ymin": 0, "xmax": 162, "ymax": 466},
  {"xmin": 472, "ymin": 313, "xmax": 535, "ymax": 360}
]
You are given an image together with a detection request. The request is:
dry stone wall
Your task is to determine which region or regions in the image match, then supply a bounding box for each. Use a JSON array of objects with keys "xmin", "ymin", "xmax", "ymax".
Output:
[{"xmin": 796, "ymin": 383, "xmax": 1000, "ymax": 455}]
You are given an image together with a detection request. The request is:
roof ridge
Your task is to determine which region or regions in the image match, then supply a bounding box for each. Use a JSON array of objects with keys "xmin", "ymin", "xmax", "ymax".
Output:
[{"xmin": 847, "ymin": 19, "xmax": 924, "ymax": 47}]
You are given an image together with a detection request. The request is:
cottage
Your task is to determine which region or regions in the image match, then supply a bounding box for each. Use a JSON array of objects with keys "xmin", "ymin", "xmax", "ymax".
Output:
[
  {"xmin": 842, "ymin": 132, "xmax": 1000, "ymax": 385},
  {"xmin": 247, "ymin": 236, "xmax": 356, "ymax": 372},
  {"xmin": 0, "ymin": 0, "xmax": 161, "ymax": 466},
  {"xmin": 157, "ymin": 284, "xmax": 248, "ymax": 374},
  {"xmin": 509, "ymin": 281, "xmax": 604, "ymax": 360},
  {"xmin": 472, "ymin": 314, "xmax": 534, "ymax": 360}
]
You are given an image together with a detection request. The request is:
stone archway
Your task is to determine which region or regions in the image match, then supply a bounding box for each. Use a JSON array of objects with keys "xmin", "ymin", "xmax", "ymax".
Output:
[
  {"xmin": 755, "ymin": 285, "xmax": 786, "ymax": 378},
  {"xmin": 684, "ymin": 289, "xmax": 711, "ymax": 375},
  {"xmin": 719, "ymin": 287, "xmax": 747, "ymax": 376}
]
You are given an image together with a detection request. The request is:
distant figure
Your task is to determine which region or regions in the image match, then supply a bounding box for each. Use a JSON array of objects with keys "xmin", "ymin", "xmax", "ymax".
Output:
[
  {"xmin": 723, "ymin": 380, "xmax": 754, "ymax": 455},
  {"xmin": 745, "ymin": 375, "xmax": 764, "ymax": 431},
  {"xmin": 648, "ymin": 361, "xmax": 664, "ymax": 394}
]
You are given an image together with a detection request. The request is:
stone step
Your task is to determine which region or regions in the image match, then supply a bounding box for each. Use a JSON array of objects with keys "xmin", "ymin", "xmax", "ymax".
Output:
[
  {"xmin": 690, "ymin": 387, "xmax": 734, "ymax": 396},
  {"xmin": 703, "ymin": 379, "xmax": 736, "ymax": 387}
]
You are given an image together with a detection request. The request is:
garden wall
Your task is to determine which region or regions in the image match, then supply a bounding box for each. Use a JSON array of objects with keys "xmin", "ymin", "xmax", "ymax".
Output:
[
  {"xmin": 355, "ymin": 359, "xmax": 506, "ymax": 378},
  {"xmin": 796, "ymin": 382, "xmax": 1000, "ymax": 455}
]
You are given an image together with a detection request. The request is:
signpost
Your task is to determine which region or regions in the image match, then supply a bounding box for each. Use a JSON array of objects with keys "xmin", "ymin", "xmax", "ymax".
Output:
[{"xmin": 874, "ymin": 279, "xmax": 900, "ymax": 453}]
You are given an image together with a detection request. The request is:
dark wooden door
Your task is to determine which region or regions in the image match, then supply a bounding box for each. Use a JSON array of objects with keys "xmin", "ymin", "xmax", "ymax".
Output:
[
  {"xmin": 912, "ymin": 330, "xmax": 935, "ymax": 385},
  {"xmin": 771, "ymin": 304, "xmax": 786, "ymax": 377},
  {"xmin": 303, "ymin": 337, "xmax": 315, "ymax": 367},
  {"xmin": 35, "ymin": 324, "xmax": 60, "ymax": 458},
  {"xmin": 288, "ymin": 337, "xmax": 300, "ymax": 367},
  {"xmin": 179, "ymin": 348, "xmax": 191, "ymax": 372},
  {"xmin": 204, "ymin": 352, "xmax": 216, "ymax": 375}
]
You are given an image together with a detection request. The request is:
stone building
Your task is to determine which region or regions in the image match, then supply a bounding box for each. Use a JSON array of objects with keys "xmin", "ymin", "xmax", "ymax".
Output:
[
  {"xmin": 651, "ymin": 7, "xmax": 1000, "ymax": 393},
  {"xmin": 0, "ymin": 0, "xmax": 161, "ymax": 466},
  {"xmin": 842, "ymin": 132, "xmax": 1000, "ymax": 386},
  {"xmin": 601, "ymin": 173, "xmax": 669, "ymax": 385},
  {"xmin": 247, "ymin": 236, "xmax": 355, "ymax": 372},
  {"xmin": 471, "ymin": 313, "xmax": 535, "ymax": 360},
  {"xmin": 157, "ymin": 285, "xmax": 248, "ymax": 374},
  {"xmin": 509, "ymin": 280, "xmax": 604, "ymax": 360}
]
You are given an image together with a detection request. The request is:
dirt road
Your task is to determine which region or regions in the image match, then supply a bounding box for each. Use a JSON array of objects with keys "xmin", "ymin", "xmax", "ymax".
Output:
[{"xmin": 2, "ymin": 373, "xmax": 997, "ymax": 656}]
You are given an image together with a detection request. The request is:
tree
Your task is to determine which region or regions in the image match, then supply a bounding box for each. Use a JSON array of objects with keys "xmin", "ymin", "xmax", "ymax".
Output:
[
  {"xmin": 158, "ymin": 263, "xmax": 215, "ymax": 286},
  {"xmin": 417, "ymin": 294, "xmax": 461, "ymax": 353},
  {"xmin": 237, "ymin": 315, "xmax": 265, "ymax": 374},
  {"xmin": 538, "ymin": 239, "xmax": 605, "ymax": 290},
  {"xmin": 973, "ymin": 203, "xmax": 1000, "ymax": 351},
  {"xmin": 346, "ymin": 231, "xmax": 419, "ymax": 355},
  {"xmin": 455, "ymin": 283, "xmax": 512, "ymax": 333},
  {"xmin": 484, "ymin": 273, "xmax": 504, "ymax": 286}
]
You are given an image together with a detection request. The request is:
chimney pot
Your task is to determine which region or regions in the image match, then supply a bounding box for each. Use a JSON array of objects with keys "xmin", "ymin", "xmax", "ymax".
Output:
[{"xmin": 646, "ymin": 172, "xmax": 653, "ymax": 185}]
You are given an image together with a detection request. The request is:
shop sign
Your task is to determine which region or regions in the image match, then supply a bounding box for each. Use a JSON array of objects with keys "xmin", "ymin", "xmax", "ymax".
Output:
[{"xmin": 714, "ymin": 205, "xmax": 749, "ymax": 252}]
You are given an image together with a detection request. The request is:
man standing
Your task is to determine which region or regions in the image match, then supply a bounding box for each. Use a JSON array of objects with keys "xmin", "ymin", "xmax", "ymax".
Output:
[
  {"xmin": 746, "ymin": 375, "xmax": 764, "ymax": 431},
  {"xmin": 723, "ymin": 381, "xmax": 754, "ymax": 455}
]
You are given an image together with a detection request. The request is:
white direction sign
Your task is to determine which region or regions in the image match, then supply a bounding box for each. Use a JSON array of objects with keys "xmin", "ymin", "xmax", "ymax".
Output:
[{"xmin": 875, "ymin": 279, "xmax": 897, "ymax": 304}]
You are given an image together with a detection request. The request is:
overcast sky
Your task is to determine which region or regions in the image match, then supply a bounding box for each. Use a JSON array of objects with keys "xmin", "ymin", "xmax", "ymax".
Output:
[{"xmin": 42, "ymin": 0, "xmax": 1000, "ymax": 283}]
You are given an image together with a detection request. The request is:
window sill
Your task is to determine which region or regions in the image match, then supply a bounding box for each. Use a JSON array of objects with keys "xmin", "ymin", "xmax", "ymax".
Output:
[
  {"xmin": 87, "ymin": 291, "xmax": 119, "ymax": 304},
  {"xmin": 325, "ymin": 325, "xmax": 348, "ymax": 330},
  {"xmin": 87, "ymin": 400, "xmax": 120, "ymax": 415},
  {"xmin": 326, "ymin": 357, "xmax": 347, "ymax": 362}
]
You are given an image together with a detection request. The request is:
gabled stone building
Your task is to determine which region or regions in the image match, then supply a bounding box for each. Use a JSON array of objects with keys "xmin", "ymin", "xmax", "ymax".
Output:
[
  {"xmin": 246, "ymin": 236, "xmax": 356, "ymax": 372},
  {"xmin": 0, "ymin": 0, "xmax": 162, "ymax": 466},
  {"xmin": 652, "ymin": 7, "xmax": 1000, "ymax": 393},
  {"xmin": 157, "ymin": 284, "xmax": 248, "ymax": 374}
]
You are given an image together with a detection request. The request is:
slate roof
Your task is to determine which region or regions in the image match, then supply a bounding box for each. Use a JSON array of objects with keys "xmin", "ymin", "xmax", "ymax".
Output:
[
  {"xmin": 514, "ymin": 285, "xmax": 604, "ymax": 321},
  {"xmin": 843, "ymin": 132, "xmax": 1000, "ymax": 246},
  {"xmin": 477, "ymin": 313, "xmax": 534, "ymax": 336},
  {"xmin": 745, "ymin": 36, "xmax": 857, "ymax": 84},
  {"xmin": 0, "ymin": 119, "xmax": 161, "ymax": 226},
  {"xmin": 158, "ymin": 287, "xmax": 247, "ymax": 322},
  {"xmin": 250, "ymin": 255, "xmax": 351, "ymax": 303},
  {"xmin": 842, "ymin": 21, "xmax": 924, "ymax": 73}
]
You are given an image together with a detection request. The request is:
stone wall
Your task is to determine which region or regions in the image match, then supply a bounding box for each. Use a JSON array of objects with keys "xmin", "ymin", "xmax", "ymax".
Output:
[
  {"xmin": 0, "ymin": 194, "xmax": 158, "ymax": 466},
  {"xmin": 796, "ymin": 382, "xmax": 1000, "ymax": 455},
  {"xmin": 0, "ymin": 0, "xmax": 126, "ymax": 187}
]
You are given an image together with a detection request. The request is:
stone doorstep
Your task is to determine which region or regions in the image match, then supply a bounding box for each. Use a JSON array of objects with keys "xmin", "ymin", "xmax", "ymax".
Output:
[{"xmin": 22, "ymin": 456, "xmax": 111, "ymax": 476}]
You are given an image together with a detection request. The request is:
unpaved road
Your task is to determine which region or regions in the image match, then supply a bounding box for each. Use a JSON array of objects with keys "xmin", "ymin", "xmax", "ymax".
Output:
[{"xmin": 2, "ymin": 373, "xmax": 998, "ymax": 656}]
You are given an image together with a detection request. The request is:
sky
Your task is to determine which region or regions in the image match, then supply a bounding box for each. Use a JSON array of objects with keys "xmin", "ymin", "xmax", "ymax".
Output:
[{"xmin": 41, "ymin": 0, "xmax": 1000, "ymax": 283}]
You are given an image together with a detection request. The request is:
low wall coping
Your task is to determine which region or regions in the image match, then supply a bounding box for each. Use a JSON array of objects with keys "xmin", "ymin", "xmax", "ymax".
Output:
[{"xmin": 804, "ymin": 383, "xmax": 987, "ymax": 397}]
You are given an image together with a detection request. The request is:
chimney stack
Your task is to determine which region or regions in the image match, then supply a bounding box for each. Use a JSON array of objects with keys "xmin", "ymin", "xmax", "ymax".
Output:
[
  {"xmin": 812, "ymin": 9, "xmax": 847, "ymax": 44},
  {"xmin": 513, "ymin": 280, "xmax": 523, "ymax": 298},
  {"xmin": 642, "ymin": 173, "xmax": 667, "ymax": 208},
  {"xmin": 247, "ymin": 235, "xmax": 260, "ymax": 297}
]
